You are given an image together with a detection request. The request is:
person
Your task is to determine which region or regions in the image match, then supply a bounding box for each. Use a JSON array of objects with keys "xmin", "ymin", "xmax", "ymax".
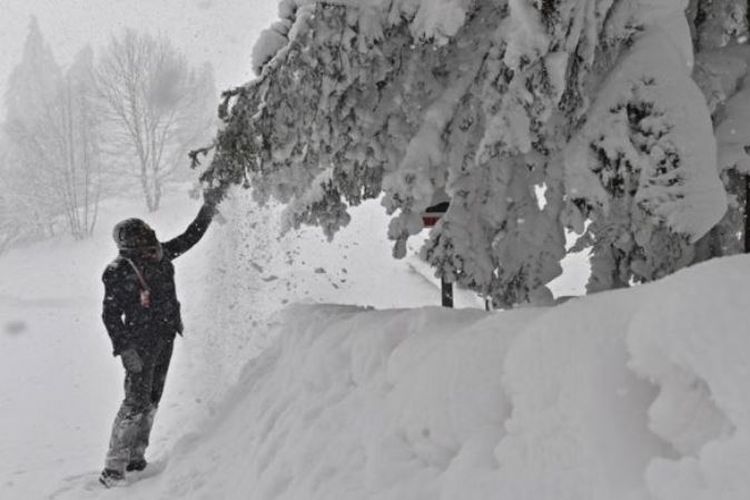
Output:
[{"xmin": 99, "ymin": 190, "xmax": 221, "ymax": 487}]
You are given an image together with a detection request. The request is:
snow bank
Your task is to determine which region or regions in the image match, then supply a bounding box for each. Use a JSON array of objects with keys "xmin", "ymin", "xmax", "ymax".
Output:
[
  {"xmin": 629, "ymin": 257, "xmax": 750, "ymax": 500},
  {"xmin": 98, "ymin": 254, "xmax": 750, "ymax": 499},
  {"xmin": 153, "ymin": 305, "xmax": 526, "ymax": 500}
]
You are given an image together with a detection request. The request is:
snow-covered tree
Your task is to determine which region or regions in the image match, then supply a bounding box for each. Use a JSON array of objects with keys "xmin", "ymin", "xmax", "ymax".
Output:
[
  {"xmin": 3, "ymin": 16, "xmax": 65, "ymax": 240},
  {"xmin": 5, "ymin": 16, "xmax": 60, "ymax": 125},
  {"xmin": 3, "ymin": 18, "xmax": 106, "ymax": 241},
  {"xmin": 0, "ymin": 132, "xmax": 23, "ymax": 253},
  {"xmin": 689, "ymin": 0, "xmax": 750, "ymax": 259},
  {"xmin": 563, "ymin": 1, "xmax": 727, "ymax": 292},
  {"xmin": 3, "ymin": 19, "xmax": 105, "ymax": 242},
  {"xmin": 200, "ymin": 0, "xmax": 727, "ymax": 306},
  {"xmin": 689, "ymin": 0, "xmax": 747, "ymax": 51},
  {"xmin": 97, "ymin": 30, "xmax": 217, "ymax": 211}
]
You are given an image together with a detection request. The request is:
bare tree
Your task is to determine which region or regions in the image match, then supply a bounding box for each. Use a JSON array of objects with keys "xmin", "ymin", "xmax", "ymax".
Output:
[
  {"xmin": 96, "ymin": 30, "xmax": 217, "ymax": 211},
  {"xmin": 52, "ymin": 46, "xmax": 103, "ymax": 239}
]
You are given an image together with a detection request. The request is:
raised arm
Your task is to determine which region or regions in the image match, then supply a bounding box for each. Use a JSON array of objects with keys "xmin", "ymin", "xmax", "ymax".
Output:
[{"xmin": 161, "ymin": 203, "xmax": 216, "ymax": 260}]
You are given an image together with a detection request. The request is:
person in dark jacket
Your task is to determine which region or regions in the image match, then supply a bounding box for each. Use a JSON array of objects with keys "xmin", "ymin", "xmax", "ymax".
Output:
[{"xmin": 99, "ymin": 192, "xmax": 220, "ymax": 487}]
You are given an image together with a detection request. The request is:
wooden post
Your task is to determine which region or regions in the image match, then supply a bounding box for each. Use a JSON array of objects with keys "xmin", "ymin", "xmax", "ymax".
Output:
[
  {"xmin": 441, "ymin": 277, "xmax": 453, "ymax": 308},
  {"xmin": 422, "ymin": 196, "xmax": 452, "ymax": 307}
]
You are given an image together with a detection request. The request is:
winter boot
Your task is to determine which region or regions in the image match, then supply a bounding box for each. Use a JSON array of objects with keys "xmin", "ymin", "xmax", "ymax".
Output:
[
  {"xmin": 127, "ymin": 458, "xmax": 147, "ymax": 472},
  {"xmin": 99, "ymin": 468, "xmax": 125, "ymax": 488}
]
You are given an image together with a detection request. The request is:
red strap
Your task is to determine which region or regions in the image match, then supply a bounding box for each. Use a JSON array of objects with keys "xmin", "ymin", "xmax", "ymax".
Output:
[{"xmin": 123, "ymin": 258, "xmax": 152, "ymax": 308}]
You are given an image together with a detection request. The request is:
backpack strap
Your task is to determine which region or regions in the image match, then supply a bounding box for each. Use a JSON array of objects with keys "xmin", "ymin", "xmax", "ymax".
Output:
[{"xmin": 122, "ymin": 257, "xmax": 152, "ymax": 308}]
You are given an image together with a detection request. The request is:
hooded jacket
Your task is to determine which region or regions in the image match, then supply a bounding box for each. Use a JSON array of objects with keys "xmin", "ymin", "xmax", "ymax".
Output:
[{"xmin": 101, "ymin": 203, "xmax": 215, "ymax": 355}]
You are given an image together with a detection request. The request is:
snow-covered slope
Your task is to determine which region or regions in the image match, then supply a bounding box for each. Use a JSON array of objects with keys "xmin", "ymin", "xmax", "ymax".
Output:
[
  {"xmin": 6, "ymin": 185, "xmax": 747, "ymax": 500},
  {"xmin": 0, "ymin": 185, "xmax": 485, "ymax": 499},
  {"xmin": 95, "ymin": 254, "xmax": 750, "ymax": 500}
]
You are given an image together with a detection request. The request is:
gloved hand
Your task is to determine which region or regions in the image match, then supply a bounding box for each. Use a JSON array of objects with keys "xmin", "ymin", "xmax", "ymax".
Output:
[
  {"xmin": 202, "ymin": 185, "xmax": 224, "ymax": 207},
  {"xmin": 121, "ymin": 348, "xmax": 143, "ymax": 373}
]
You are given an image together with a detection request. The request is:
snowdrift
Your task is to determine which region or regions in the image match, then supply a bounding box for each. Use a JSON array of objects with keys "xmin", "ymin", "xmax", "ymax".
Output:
[
  {"xmin": 109, "ymin": 254, "xmax": 749, "ymax": 500},
  {"xmin": 120, "ymin": 257, "xmax": 750, "ymax": 500}
]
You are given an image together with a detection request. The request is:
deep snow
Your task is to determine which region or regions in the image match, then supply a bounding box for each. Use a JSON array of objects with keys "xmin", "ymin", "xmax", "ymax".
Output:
[
  {"xmin": 5, "ymin": 185, "xmax": 746, "ymax": 499},
  {"xmin": 89, "ymin": 252, "xmax": 750, "ymax": 500},
  {"xmin": 0, "ymin": 185, "xmax": 505, "ymax": 499}
]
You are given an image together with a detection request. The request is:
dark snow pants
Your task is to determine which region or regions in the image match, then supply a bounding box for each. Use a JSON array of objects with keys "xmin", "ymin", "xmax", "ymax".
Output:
[{"xmin": 105, "ymin": 334, "xmax": 174, "ymax": 473}]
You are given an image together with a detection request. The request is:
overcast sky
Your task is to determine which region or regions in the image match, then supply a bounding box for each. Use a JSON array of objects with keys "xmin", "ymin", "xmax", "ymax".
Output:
[{"xmin": 0, "ymin": 0, "xmax": 279, "ymax": 110}]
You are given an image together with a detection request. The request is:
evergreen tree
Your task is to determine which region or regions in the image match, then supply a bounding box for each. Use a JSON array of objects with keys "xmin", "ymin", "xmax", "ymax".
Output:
[
  {"xmin": 5, "ymin": 16, "xmax": 60, "ymax": 124},
  {"xmin": 563, "ymin": 1, "xmax": 727, "ymax": 292},
  {"xmin": 690, "ymin": 0, "xmax": 750, "ymax": 259},
  {"xmin": 3, "ymin": 20, "xmax": 104, "ymax": 242},
  {"xmin": 0, "ymin": 131, "xmax": 23, "ymax": 252},
  {"xmin": 200, "ymin": 0, "xmax": 727, "ymax": 306},
  {"xmin": 3, "ymin": 16, "xmax": 63, "ymax": 239}
]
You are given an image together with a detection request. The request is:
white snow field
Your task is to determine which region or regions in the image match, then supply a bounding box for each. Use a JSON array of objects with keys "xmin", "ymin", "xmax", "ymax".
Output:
[
  {"xmin": 2, "ymin": 186, "xmax": 747, "ymax": 500},
  {"xmin": 0, "ymin": 185, "xmax": 489, "ymax": 500}
]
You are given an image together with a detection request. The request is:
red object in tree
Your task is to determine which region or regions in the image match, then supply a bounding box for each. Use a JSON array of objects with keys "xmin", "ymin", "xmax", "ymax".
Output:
[
  {"xmin": 422, "ymin": 215, "xmax": 441, "ymax": 227},
  {"xmin": 422, "ymin": 201, "xmax": 449, "ymax": 228}
]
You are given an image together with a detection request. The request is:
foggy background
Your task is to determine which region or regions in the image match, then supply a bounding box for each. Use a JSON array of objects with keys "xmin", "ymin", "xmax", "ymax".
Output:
[
  {"xmin": 0, "ymin": 0, "xmax": 278, "ymax": 109},
  {"xmin": 0, "ymin": 0, "xmax": 281, "ymax": 250}
]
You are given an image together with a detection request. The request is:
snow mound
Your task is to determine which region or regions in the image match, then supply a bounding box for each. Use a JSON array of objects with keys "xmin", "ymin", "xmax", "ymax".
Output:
[
  {"xmin": 628, "ymin": 257, "xmax": 750, "ymax": 500},
  {"xmin": 101, "ymin": 255, "xmax": 750, "ymax": 499}
]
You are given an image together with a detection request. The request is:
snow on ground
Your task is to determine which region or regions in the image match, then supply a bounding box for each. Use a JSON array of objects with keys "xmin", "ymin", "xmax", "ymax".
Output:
[
  {"xmin": 0, "ymin": 185, "xmax": 491, "ymax": 499},
  {"xmin": 33, "ymin": 246, "xmax": 750, "ymax": 499},
  {"xmin": 12, "ymin": 183, "xmax": 746, "ymax": 500},
  {"xmin": 112, "ymin": 256, "xmax": 750, "ymax": 499}
]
